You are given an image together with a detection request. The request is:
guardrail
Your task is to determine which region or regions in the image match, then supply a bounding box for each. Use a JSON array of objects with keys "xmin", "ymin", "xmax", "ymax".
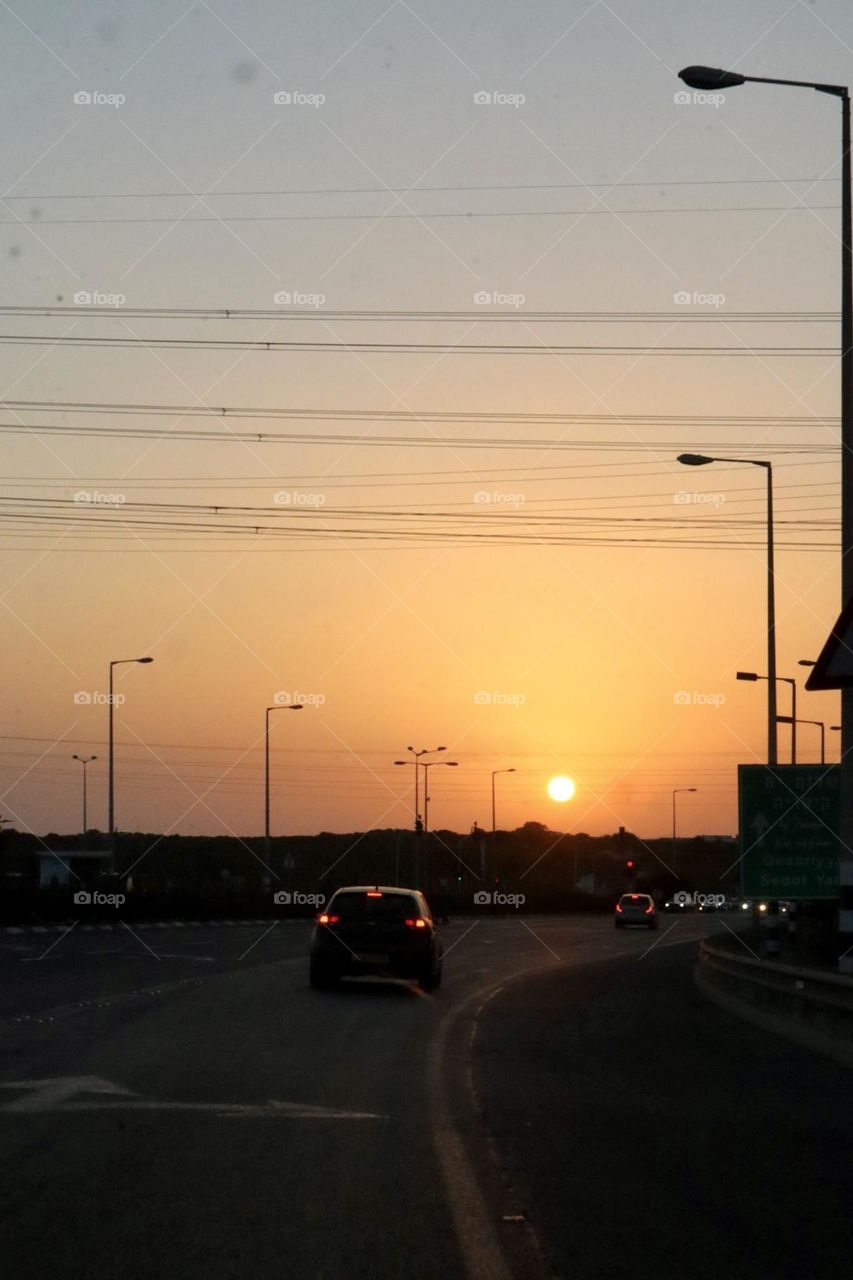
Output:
[{"xmin": 697, "ymin": 938, "xmax": 853, "ymax": 1062}]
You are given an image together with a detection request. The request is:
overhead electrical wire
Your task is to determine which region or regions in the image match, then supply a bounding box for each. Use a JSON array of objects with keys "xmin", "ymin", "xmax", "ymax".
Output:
[{"xmin": 0, "ymin": 335, "xmax": 836, "ymax": 355}]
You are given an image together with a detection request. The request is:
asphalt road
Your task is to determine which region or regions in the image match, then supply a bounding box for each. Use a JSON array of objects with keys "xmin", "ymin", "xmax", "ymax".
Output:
[{"xmin": 0, "ymin": 913, "xmax": 843, "ymax": 1279}]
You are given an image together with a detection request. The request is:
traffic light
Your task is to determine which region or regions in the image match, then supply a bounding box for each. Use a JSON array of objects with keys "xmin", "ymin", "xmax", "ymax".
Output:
[{"xmin": 625, "ymin": 859, "xmax": 635, "ymax": 877}]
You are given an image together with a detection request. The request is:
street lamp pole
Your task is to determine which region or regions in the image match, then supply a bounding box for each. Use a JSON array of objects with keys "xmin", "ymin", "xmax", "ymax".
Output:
[
  {"xmin": 264, "ymin": 704, "xmax": 303, "ymax": 865},
  {"xmin": 678, "ymin": 61, "xmax": 852, "ymax": 971},
  {"xmin": 72, "ymin": 754, "xmax": 97, "ymax": 834},
  {"xmin": 778, "ymin": 716, "xmax": 826, "ymax": 765},
  {"xmin": 679, "ymin": 455, "xmax": 777, "ymax": 763},
  {"xmin": 395, "ymin": 746, "xmax": 445, "ymax": 885},
  {"xmin": 672, "ymin": 787, "xmax": 697, "ymax": 878},
  {"xmin": 422, "ymin": 760, "xmax": 458, "ymax": 833},
  {"xmin": 491, "ymin": 767, "xmax": 516, "ymax": 833},
  {"xmin": 737, "ymin": 671, "xmax": 797, "ymax": 763},
  {"xmin": 108, "ymin": 656, "xmax": 153, "ymax": 874}
]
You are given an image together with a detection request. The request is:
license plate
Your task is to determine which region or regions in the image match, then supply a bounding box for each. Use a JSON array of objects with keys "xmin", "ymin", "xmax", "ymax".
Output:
[{"xmin": 356, "ymin": 952, "xmax": 388, "ymax": 964}]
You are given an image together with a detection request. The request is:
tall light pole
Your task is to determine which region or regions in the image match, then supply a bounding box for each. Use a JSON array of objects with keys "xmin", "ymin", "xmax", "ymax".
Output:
[
  {"xmin": 422, "ymin": 760, "xmax": 458, "ymax": 833},
  {"xmin": 672, "ymin": 787, "xmax": 697, "ymax": 878},
  {"xmin": 395, "ymin": 746, "xmax": 445, "ymax": 831},
  {"xmin": 108, "ymin": 656, "xmax": 153, "ymax": 873},
  {"xmin": 491, "ymin": 767, "xmax": 516, "ymax": 833},
  {"xmin": 677, "ymin": 62, "xmax": 852, "ymax": 972},
  {"xmin": 778, "ymin": 716, "xmax": 827, "ymax": 765},
  {"xmin": 394, "ymin": 746, "xmax": 445, "ymax": 886},
  {"xmin": 737, "ymin": 670, "xmax": 797, "ymax": 763},
  {"xmin": 679, "ymin": 454, "xmax": 777, "ymax": 763},
  {"xmin": 72, "ymin": 754, "xmax": 97, "ymax": 834},
  {"xmin": 265, "ymin": 704, "xmax": 303, "ymax": 864}
]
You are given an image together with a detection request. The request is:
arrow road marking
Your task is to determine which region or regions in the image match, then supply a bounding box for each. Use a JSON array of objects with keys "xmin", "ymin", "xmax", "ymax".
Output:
[{"xmin": 0, "ymin": 1076, "xmax": 383, "ymax": 1119}]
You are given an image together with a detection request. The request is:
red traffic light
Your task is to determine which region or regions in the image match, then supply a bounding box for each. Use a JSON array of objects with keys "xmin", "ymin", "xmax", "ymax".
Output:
[{"xmin": 626, "ymin": 859, "xmax": 635, "ymax": 870}]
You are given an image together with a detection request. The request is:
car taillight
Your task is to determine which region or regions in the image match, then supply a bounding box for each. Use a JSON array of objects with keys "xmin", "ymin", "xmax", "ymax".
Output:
[
  {"xmin": 645, "ymin": 904, "xmax": 653, "ymax": 914},
  {"xmin": 615, "ymin": 904, "xmax": 623, "ymax": 913},
  {"xmin": 367, "ymin": 891, "xmax": 383, "ymax": 898},
  {"xmin": 404, "ymin": 917, "xmax": 428, "ymax": 929},
  {"xmin": 317, "ymin": 913, "xmax": 339, "ymax": 925}
]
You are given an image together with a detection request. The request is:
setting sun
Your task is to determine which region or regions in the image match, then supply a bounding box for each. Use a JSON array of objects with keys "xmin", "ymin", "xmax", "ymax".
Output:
[{"xmin": 547, "ymin": 776, "xmax": 576, "ymax": 803}]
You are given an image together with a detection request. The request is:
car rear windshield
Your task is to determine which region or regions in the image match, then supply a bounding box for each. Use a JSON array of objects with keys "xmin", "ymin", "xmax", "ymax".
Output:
[
  {"xmin": 620, "ymin": 895, "xmax": 651, "ymax": 906},
  {"xmin": 330, "ymin": 892, "xmax": 420, "ymax": 921}
]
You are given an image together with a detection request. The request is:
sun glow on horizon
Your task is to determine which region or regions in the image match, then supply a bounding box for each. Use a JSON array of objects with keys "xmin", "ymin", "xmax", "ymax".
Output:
[{"xmin": 547, "ymin": 775, "xmax": 575, "ymax": 803}]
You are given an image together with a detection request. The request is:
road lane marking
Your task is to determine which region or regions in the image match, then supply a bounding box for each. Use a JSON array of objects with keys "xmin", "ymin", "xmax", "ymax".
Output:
[{"xmin": 0, "ymin": 1076, "xmax": 384, "ymax": 1120}]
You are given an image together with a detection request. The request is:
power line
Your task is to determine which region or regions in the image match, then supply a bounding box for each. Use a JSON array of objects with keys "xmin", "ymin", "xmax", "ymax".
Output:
[
  {"xmin": 0, "ymin": 422, "xmax": 836, "ymax": 452},
  {"xmin": 2, "ymin": 176, "xmax": 840, "ymax": 199},
  {"xmin": 2, "ymin": 397, "xmax": 840, "ymax": 426},
  {"xmin": 0, "ymin": 307, "xmax": 837, "ymax": 324},
  {"xmin": 0, "ymin": 335, "xmax": 837, "ymax": 355},
  {"xmin": 0, "ymin": 205, "xmax": 841, "ymax": 225}
]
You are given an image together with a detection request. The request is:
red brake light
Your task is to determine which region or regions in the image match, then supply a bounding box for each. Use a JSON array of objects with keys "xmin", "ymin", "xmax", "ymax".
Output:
[
  {"xmin": 366, "ymin": 891, "xmax": 383, "ymax": 898},
  {"xmin": 615, "ymin": 903, "xmax": 623, "ymax": 913},
  {"xmin": 645, "ymin": 904, "xmax": 653, "ymax": 914},
  {"xmin": 317, "ymin": 913, "xmax": 339, "ymax": 925},
  {"xmin": 404, "ymin": 917, "xmax": 428, "ymax": 929}
]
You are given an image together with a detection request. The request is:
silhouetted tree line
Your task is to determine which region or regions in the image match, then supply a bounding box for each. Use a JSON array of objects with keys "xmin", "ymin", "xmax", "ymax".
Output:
[{"xmin": 0, "ymin": 821, "xmax": 740, "ymax": 922}]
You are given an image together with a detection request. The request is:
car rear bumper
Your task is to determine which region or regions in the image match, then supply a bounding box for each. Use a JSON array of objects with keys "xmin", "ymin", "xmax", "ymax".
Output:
[{"xmin": 311, "ymin": 932, "xmax": 434, "ymax": 977}]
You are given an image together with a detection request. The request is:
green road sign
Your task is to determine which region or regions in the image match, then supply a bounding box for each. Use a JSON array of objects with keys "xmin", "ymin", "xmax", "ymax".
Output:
[{"xmin": 738, "ymin": 765, "xmax": 840, "ymax": 899}]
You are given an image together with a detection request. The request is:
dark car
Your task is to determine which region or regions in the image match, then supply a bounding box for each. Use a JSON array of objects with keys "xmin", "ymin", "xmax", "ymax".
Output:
[{"xmin": 309, "ymin": 885, "xmax": 443, "ymax": 991}]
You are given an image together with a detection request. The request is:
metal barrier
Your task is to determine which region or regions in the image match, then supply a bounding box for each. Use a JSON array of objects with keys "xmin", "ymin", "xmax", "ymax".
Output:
[{"xmin": 698, "ymin": 937, "xmax": 853, "ymax": 1024}]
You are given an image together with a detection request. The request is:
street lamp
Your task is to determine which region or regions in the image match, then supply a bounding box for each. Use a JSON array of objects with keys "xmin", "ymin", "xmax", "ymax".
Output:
[
  {"xmin": 679, "ymin": 454, "xmax": 777, "ymax": 763},
  {"xmin": 108, "ymin": 656, "xmax": 153, "ymax": 872},
  {"xmin": 422, "ymin": 760, "xmax": 458, "ymax": 833},
  {"xmin": 736, "ymin": 670, "xmax": 797, "ymax": 763},
  {"xmin": 777, "ymin": 716, "xmax": 827, "ymax": 765},
  {"xmin": 395, "ymin": 746, "xmax": 445, "ymax": 833},
  {"xmin": 677, "ymin": 65, "xmax": 852, "ymax": 972},
  {"xmin": 265, "ymin": 704, "xmax": 303, "ymax": 863},
  {"xmin": 72, "ymin": 754, "xmax": 97, "ymax": 834},
  {"xmin": 672, "ymin": 787, "xmax": 697, "ymax": 878},
  {"xmin": 491, "ymin": 768, "xmax": 516, "ymax": 833}
]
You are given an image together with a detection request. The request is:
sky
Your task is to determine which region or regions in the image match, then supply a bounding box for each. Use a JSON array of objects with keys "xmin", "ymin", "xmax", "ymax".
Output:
[{"xmin": 0, "ymin": 0, "xmax": 850, "ymax": 840}]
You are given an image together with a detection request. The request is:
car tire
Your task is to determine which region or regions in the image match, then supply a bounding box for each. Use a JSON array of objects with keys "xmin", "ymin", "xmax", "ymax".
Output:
[
  {"xmin": 309, "ymin": 959, "xmax": 339, "ymax": 990},
  {"xmin": 649, "ymin": 920, "xmax": 658, "ymax": 930},
  {"xmin": 614, "ymin": 921, "xmax": 624, "ymax": 929},
  {"xmin": 419, "ymin": 962, "xmax": 440, "ymax": 992}
]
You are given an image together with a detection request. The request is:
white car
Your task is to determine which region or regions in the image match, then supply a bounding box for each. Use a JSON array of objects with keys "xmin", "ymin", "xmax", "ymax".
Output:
[{"xmin": 614, "ymin": 892, "xmax": 657, "ymax": 930}]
